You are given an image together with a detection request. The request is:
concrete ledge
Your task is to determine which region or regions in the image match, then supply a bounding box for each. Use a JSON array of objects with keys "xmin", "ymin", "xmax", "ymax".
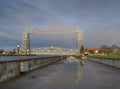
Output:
[
  {"xmin": 0, "ymin": 56, "xmax": 66, "ymax": 83},
  {"xmin": 0, "ymin": 62, "xmax": 20, "ymax": 83},
  {"xmin": 89, "ymin": 57, "xmax": 120, "ymax": 69}
]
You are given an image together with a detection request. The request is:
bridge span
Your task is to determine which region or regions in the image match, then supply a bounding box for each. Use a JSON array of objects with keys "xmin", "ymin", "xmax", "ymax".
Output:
[
  {"xmin": 30, "ymin": 47, "xmax": 77, "ymax": 55},
  {"xmin": 0, "ymin": 57, "xmax": 120, "ymax": 89}
]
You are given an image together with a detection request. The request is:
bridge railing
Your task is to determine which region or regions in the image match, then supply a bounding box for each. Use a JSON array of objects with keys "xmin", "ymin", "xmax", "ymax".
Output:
[{"xmin": 89, "ymin": 57, "xmax": 120, "ymax": 69}]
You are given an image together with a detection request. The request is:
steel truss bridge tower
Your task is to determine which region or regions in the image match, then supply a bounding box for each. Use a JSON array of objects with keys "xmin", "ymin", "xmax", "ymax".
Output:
[{"xmin": 21, "ymin": 25, "xmax": 83, "ymax": 54}]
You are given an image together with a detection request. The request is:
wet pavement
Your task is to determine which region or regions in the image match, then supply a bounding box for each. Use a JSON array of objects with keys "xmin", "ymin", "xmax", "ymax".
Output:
[{"xmin": 0, "ymin": 57, "xmax": 120, "ymax": 89}]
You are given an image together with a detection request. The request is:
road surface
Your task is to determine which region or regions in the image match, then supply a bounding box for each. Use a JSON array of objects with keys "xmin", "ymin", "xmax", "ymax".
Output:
[{"xmin": 0, "ymin": 57, "xmax": 120, "ymax": 89}]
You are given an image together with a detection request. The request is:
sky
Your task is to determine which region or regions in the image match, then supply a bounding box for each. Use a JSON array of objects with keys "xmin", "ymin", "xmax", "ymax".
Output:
[{"xmin": 0, "ymin": 0, "xmax": 120, "ymax": 49}]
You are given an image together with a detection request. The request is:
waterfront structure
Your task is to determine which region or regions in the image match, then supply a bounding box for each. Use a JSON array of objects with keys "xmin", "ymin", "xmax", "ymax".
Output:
[{"xmin": 21, "ymin": 25, "xmax": 83, "ymax": 54}]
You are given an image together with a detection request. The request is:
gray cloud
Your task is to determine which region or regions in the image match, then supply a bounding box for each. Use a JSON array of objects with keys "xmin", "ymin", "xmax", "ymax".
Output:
[{"xmin": 0, "ymin": 0, "xmax": 120, "ymax": 48}]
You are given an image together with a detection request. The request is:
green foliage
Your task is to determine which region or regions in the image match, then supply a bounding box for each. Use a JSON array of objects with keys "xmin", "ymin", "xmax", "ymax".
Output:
[
  {"xmin": 0, "ymin": 49, "xmax": 4, "ymax": 54},
  {"xmin": 99, "ymin": 44, "xmax": 120, "ymax": 55},
  {"xmin": 80, "ymin": 45, "xmax": 84, "ymax": 53},
  {"xmin": 92, "ymin": 55, "xmax": 120, "ymax": 59}
]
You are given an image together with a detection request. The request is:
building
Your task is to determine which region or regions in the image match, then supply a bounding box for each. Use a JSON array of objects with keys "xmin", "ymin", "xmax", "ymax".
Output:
[{"xmin": 83, "ymin": 48, "xmax": 98, "ymax": 56}]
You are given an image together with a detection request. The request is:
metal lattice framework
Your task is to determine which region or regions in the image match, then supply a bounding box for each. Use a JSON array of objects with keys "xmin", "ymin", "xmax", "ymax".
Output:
[
  {"xmin": 21, "ymin": 25, "xmax": 83, "ymax": 54},
  {"xmin": 31, "ymin": 47, "xmax": 77, "ymax": 55}
]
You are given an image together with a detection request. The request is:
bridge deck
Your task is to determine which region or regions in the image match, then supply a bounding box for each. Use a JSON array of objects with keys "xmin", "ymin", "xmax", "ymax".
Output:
[{"xmin": 0, "ymin": 59, "xmax": 120, "ymax": 89}]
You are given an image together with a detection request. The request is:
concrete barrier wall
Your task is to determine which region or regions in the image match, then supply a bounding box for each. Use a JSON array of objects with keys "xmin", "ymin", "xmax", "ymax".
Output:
[
  {"xmin": 89, "ymin": 58, "xmax": 120, "ymax": 68},
  {"xmin": 0, "ymin": 56, "xmax": 65, "ymax": 83},
  {"xmin": 0, "ymin": 62, "xmax": 20, "ymax": 83}
]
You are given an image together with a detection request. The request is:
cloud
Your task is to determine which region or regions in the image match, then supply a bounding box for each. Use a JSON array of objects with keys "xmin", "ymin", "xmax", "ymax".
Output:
[
  {"xmin": 84, "ymin": 27, "xmax": 120, "ymax": 47},
  {"xmin": 0, "ymin": 31, "xmax": 15, "ymax": 41},
  {"xmin": 0, "ymin": 0, "xmax": 120, "ymax": 48}
]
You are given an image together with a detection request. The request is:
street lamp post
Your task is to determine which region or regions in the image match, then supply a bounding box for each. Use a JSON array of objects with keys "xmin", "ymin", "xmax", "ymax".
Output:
[
  {"xmin": 17, "ymin": 44, "xmax": 20, "ymax": 55},
  {"xmin": 27, "ymin": 49, "xmax": 30, "ymax": 55},
  {"xmin": 95, "ymin": 50, "xmax": 98, "ymax": 56}
]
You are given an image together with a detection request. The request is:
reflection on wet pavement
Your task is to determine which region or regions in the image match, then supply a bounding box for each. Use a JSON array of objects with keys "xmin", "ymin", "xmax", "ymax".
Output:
[{"xmin": 39, "ymin": 56, "xmax": 84, "ymax": 84}]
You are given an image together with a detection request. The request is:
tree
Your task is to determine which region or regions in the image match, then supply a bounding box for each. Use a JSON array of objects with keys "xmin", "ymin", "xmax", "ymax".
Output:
[
  {"xmin": 99, "ymin": 44, "xmax": 120, "ymax": 55},
  {"xmin": 80, "ymin": 45, "xmax": 84, "ymax": 53},
  {"xmin": 110, "ymin": 44, "xmax": 119, "ymax": 55},
  {"xmin": 99, "ymin": 45, "xmax": 108, "ymax": 54},
  {"xmin": 0, "ymin": 49, "xmax": 4, "ymax": 54}
]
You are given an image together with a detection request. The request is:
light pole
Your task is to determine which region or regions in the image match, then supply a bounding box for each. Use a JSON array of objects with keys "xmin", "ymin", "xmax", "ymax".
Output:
[
  {"xmin": 95, "ymin": 50, "xmax": 98, "ymax": 56},
  {"xmin": 17, "ymin": 44, "xmax": 20, "ymax": 55},
  {"xmin": 27, "ymin": 49, "xmax": 30, "ymax": 55}
]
